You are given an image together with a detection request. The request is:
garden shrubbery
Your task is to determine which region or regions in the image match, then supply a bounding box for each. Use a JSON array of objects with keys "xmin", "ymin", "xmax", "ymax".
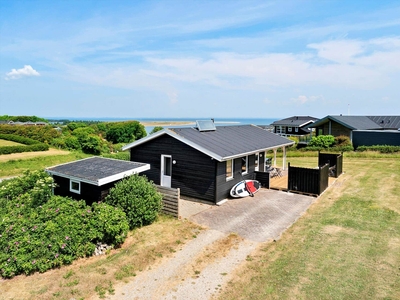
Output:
[
  {"xmin": 0, "ymin": 125, "xmax": 59, "ymax": 143},
  {"xmin": 303, "ymin": 135, "xmax": 354, "ymax": 152},
  {"xmin": 0, "ymin": 171, "xmax": 129, "ymax": 278},
  {"xmin": 105, "ymin": 174, "xmax": 162, "ymax": 229}
]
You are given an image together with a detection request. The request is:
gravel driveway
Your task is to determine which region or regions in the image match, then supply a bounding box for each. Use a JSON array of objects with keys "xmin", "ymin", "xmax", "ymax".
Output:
[{"xmin": 107, "ymin": 189, "xmax": 315, "ymax": 300}]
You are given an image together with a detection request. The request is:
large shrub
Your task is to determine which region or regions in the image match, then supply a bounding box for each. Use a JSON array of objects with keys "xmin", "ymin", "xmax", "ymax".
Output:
[
  {"xmin": 0, "ymin": 171, "xmax": 129, "ymax": 278},
  {"xmin": 105, "ymin": 175, "xmax": 162, "ymax": 229},
  {"xmin": 308, "ymin": 135, "xmax": 335, "ymax": 148},
  {"xmin": 105, "ymin": 121, "xmax": 147, "ymax": 144}
]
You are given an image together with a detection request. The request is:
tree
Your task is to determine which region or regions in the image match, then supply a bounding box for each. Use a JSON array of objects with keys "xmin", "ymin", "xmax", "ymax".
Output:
[
  {"xmin": 105, "ymin": 121, "xmax": 147, "ymax": 144},
  {"xmin": 150, "ymin": 126, "xmax": 163, "ymax": 134}
]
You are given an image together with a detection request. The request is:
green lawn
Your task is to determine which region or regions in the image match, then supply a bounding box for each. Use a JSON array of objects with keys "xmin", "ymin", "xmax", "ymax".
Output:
[{"xmin": 219, "ymin": 156, "xmax": 400, "ymax": 300}]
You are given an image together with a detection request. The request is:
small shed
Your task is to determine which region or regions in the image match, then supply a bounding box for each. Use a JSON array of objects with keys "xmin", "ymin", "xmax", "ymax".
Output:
[{"xmin": 46, "ymin": 157, "xmax": 150, "ymax": 205}]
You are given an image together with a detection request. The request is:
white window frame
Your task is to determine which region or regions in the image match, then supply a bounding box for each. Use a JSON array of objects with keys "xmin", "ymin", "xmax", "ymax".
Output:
[
  {"xmin": 288, "ymin": 127, "xmax": 292, "ymax": 132},
  {"xmin": 255, "ymin": 153, "xmax": 259, "ymax": 172},
  {"xmin": 226, "ymin": 159, "xmax": 234, "ymax": 180},
  {"xmin": 70, "ymin": 180, "xmax": 81, "ymax": 194},
  {"xmin": 241, "ymin": 156, "xmax": 248, "ymax": 175},
  {"xmin": 295, "ymin": 127, "xmax": 299, "ymax": 132}
]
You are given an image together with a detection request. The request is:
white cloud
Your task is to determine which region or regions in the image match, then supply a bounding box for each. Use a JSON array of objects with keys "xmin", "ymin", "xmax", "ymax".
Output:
[
  {"xmin": 290, "ymin": 95, "xmax": 323, "ymax": 104},
  {"xmin": 5, "ymin": 65, "xmax": 40, "ymax": 80}
]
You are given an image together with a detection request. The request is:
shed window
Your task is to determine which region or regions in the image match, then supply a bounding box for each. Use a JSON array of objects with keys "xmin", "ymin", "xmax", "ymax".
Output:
[
  {"xmin": 288, "ymin": 127, "xmax": 292, "ymax": 132},
  {"xmin": 70, "ymin": 180, "xmax": 81, "ymax": 194},
  {"xmin": 226, "ymin": 159, "xmax": 233, "ymax": 180},
  {"xmin": 295, "ymin": 127, "xmax": 299, "ymax": 132},
  {"xmin": 241, "ymin": 156, "xmax": 248, "ymax": 174}
]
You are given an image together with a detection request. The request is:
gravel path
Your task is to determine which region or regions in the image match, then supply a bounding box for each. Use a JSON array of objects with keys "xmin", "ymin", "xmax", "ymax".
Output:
[
  {"xmin": 104, "ymin": 190, "xmax": 315, "ymax": 300},
  {"xmin": 108, "ymin": 229, "xmax": 257, "ymax": 300}
]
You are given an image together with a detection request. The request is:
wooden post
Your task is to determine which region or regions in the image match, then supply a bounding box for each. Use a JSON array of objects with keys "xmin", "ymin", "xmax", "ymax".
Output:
[{"xmin": 282, "ymin": 146, "xmax": 286, "ymax": 170}]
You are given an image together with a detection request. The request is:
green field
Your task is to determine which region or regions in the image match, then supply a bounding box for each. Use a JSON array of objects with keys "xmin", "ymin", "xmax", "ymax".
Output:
[
  {"xmin": 0, "ymin": 139, "xmax": 25, "ymax": 147},
  {"xmin": 218, "ymin": 156, "xmax": 400, "ymax": 300}
]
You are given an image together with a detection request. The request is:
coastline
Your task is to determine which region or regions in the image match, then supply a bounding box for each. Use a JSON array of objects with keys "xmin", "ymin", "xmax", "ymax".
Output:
[{"xmin": 139, "ymin": 121, "xmax": 195, "ymax": 126}]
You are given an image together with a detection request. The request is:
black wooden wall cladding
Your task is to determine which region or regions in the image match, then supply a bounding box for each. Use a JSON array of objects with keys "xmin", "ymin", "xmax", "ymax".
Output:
[{"xmin": 130, "ymin": 134, "xmax": 217, "ymax": 203}]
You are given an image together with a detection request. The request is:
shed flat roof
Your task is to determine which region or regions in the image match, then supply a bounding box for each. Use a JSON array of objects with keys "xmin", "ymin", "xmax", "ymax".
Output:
[{"xmin": 46, "ymin": 157, "xmax": 150, "ymax": 186}]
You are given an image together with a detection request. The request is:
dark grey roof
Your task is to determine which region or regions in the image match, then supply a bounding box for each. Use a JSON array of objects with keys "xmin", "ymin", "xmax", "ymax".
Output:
[
  {"xmin": 46, "ymin": 157, "xmax": 150, "ymax": 186},
  {"xmin": 307, "ymin": 115, "xmax": 385, "ymax": 130},
  {"xmin": 271, "ymin": 116, "xmax": 319, "ymax": 127},
  {"xmin": 367, "ymin": 116, "xmax": 400, "ymax": 130},
  {"xmin": 122, "ymin": 124, "xmax": 294, "ymax": 161}
]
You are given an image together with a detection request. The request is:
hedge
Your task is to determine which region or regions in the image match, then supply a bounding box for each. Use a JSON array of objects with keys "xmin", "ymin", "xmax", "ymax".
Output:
[
  {"xmin": 356, "ymin": 145, "xmax": 400, "ymax": 153},
  {"xmin": 0, "ymin": 134, "xmax": 49, "ymax": 155}
]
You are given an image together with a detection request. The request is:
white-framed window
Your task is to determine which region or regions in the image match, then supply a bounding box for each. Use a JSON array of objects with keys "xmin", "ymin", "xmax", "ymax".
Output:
[
  {"xmin": 255, "ymin": 153, "xmax": 259, "ymax": 171},
  {"xmin": 70, "ymin": 180, "xmax": 81, "ymax": 194},
  {"xmin": 295, "ymin": 127, "xmax": 299, "ymax": 132},
  {"xmin": 241, "ymin": 156, "xmax": 248, "ymax": 174},
  {"xmin": 226, "ymin": 159, "xmax": 234, "ymax": 180},
  {"xmin": 288, "ymin": 127, "xmax": 292, "ymax": 132}
]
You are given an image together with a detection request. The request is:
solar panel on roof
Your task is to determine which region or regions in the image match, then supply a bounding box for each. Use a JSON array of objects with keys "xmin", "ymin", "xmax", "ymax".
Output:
[{"xmin": 196, "ymin": 120, "xmax": 216, "ymax": 132}]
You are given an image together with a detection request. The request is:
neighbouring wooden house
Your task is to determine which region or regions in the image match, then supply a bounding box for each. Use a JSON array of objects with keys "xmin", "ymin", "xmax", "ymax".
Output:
[
  {"xmin": 122, "ymin": 121, "xmax": 294, "ymax": 204},
  {"xmin": 306, "ymin": 115, "xmax": 400, "ymax": 148},
  {"xmin": 46, "ymin": 157, "xmax": 150, "ymax": 205},
  {"xmin": 271, "ymin": 116, "xmax": 318, "ymax": 136}
]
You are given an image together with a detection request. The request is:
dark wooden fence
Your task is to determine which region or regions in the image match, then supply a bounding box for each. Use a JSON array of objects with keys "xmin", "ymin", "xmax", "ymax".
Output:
[
  {"xmin": 254, "ymin": 171, "xmax": 270, "ymax": 188},
  {"xmin": 288, "ymin": 163, "xmax": 329, "ymax": 196},
  {"xmin": 156, "ymin": 186, "xmax": 180, "ymax": 218},
  {"xmin": 318, "ymin": 152, "xmax": 343, "ymax": 178}
]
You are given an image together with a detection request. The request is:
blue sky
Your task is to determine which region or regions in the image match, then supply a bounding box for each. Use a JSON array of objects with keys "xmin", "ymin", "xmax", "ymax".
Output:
[{"xmin": 0, "ymin": 0, "xmax": 399, "ymax": 119}]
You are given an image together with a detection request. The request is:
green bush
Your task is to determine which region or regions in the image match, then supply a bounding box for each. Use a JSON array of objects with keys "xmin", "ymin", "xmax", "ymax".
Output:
[
  {"xmin": 334, "ymin": 135, "xmax": 352, "ymax": 147},
  {"xmin": 308, "ymin": 135, "xmax": 335, "ymax": 148},
  {"xmin": 0, "ymin": 171, "xmax": 129, "ymax": 278},
  {"xmin": 105, "ymin": 175, "xmax": 162, "ymax": 229},
  {"xmin": 0, "ymin": 143, "xmax": 49, "ymax": 155}
]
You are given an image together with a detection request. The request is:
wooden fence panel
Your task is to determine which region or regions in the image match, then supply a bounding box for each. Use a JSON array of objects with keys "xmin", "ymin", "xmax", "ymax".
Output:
[
  {"xmin": 336, "ymin": 154, "xmax": 343, "ymax": 177},
  {"xmin": 319, "ymin": 163, "xmax": 329, "ymax": 194},
  {"xmin": 254, "ymin": 171, "xmax": 270, "ymax": 188},
  {"xmin": 319, "ymin": 152, "xmax": 343, "ymax": 178},
  {"xmin": 156, "ymin": 186, "xmax": 180, "ymax": 218},
  {"xmin": 288, "ymin": 163, "xmax": 320, "ymax": 195}
]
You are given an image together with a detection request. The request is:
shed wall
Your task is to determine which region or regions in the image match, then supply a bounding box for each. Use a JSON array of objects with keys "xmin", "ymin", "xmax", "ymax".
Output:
[
  {"xmin": 319, "ymin": 122, "xmax": 352, "ymax": 138},
  {"xmin": 129, "ymin": 135, "xmax": 217, "ymax": 203},
  {"xmin": 353, "ymin": 130, "xmax": 400, "ymax": 148},
  {"xmin": 52, "ymin": 175, "xmax": 116, "ymax": 205}
]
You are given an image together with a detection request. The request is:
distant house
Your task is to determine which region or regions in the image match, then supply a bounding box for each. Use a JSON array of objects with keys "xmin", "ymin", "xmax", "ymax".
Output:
[
  {"xmin": 271, "ymin": 116, "xmax": 318, "ymax": 136},
  {"xmin": 122, "ymin": 121, "xmax": 294, "ymax": 204},
  {"xmin": 46, "ymin": 157, "xmax": 150, "ymax": 205},
  {"xmin": 306, "ymin": 115, "xmax": 400, "ymax": 148}
]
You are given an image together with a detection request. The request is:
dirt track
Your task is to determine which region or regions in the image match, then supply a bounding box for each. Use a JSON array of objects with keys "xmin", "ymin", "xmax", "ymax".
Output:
[{"xmin": 0, "ymin": 149, "xmax": 70, "ymax": 162}]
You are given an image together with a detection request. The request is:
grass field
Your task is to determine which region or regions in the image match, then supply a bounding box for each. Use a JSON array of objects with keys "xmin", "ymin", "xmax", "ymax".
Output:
[
  {"xmin": 0, "ymin": 139, "xmax": 25, "ymax": 147},
  {"xmin": 1, "ymin": 151, "xmax": 399, "ymax": 299},
  {"xmin": 217, "ymin": 156, "xmax": 400, "ymax": 300}
]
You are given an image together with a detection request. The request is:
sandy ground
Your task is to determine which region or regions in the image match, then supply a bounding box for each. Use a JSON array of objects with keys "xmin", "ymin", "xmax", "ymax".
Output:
[
  {"xmin": 0, "ymin": 148, "xmax": 70, "ymax": 162},
  {"xmin": 140, "ymin": 121, "xmax": 195, "ymax": 126}
]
